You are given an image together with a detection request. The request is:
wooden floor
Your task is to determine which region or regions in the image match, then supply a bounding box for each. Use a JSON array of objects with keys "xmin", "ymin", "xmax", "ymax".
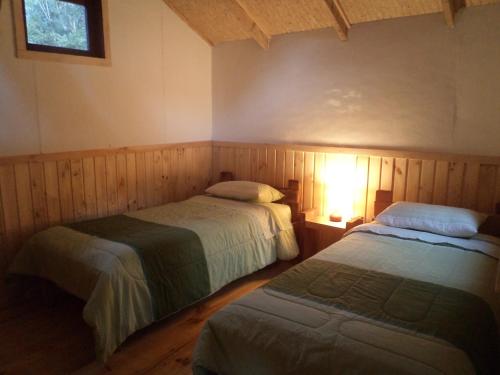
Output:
[{"xmin": 0, "ymin": 261, "xmax": 295, "ymax": 375}]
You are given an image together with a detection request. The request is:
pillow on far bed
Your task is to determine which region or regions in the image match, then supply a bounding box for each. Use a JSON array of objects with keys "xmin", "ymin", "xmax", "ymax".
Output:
[
  {"xmin": 205, "ymin": 181, "xmax": 285, "ymax": 203},
  {"xmin": 376, "ymin": 201, "xmax": 486, "ymax": 238}
]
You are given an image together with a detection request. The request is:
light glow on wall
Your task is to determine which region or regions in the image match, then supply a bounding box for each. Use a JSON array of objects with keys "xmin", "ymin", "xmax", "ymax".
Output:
[{"xmin": 322, "ymin": 154, "xmax": 357, "ymax": 221}]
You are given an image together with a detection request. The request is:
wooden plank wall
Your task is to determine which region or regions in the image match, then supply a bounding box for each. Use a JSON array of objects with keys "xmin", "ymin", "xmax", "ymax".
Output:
[
  {"xmin": 213, "ymin": 141, "xmax": 500, "ymax": 222},
  {"xmin": 1, "ymin": 139, "xmax": 499, "ymax": 276},
  {"xmin": 0, "ymin": 142, "xmax": 212, "ymax": 276}
]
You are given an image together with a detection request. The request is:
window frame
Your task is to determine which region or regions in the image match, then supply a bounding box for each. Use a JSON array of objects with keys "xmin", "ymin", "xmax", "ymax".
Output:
[{"xmin": 11, "ymin": 0, "xmax": 111, "ymax": 66}]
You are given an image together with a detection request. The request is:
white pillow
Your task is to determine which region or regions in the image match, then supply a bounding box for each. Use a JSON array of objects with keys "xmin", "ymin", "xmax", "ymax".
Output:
[
  {"xmin": 205, "ymin": 181, "xmax": 285, "ymax": 203},
  {"xmin": 376, "ymin": 202, "xmax": 487, "ymax": 238}
]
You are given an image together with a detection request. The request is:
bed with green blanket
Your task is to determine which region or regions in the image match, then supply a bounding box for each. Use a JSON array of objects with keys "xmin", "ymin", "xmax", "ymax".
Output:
[
  {"xmin": 193, "ymin": 223, "xmax": 500, "ymax": 375},
  {"xmin": 9, "ymin": 195, "xmax": 299, "ymax": 362}
]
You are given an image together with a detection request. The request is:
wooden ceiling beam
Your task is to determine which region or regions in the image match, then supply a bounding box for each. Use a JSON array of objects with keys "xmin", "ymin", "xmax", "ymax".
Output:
[
  {"xmin": 334, "ymin": 0, "xmax": 351, "ymax": 30},
  {"xmin": 325, "ymin": 0, "xmax": 348, "ymax": 41},
  {"xmin": 442, "ymin": 0, "xmax": 465, "ymax": 28},
  {"xmin": 233, "ymin": 0, "xmax": 270, "ymax": 49}
]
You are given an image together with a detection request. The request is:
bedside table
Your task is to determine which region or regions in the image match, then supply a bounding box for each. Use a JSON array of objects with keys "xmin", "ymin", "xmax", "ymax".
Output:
[{"xmin": 303, "ymin": 216, "xmax": 364, "ymax": 259}]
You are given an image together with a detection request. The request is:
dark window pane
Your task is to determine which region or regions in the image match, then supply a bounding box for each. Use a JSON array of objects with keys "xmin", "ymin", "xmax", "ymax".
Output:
[{"xmin": 24, "ymin": 0, "xmax": 89, "ymax": 51}]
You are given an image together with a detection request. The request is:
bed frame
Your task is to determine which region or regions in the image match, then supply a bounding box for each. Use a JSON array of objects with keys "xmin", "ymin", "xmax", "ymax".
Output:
[
  {"xmin": 374, "ymin": 189, "xmax": 500, "ymax": 217},
  {"xmin": 219, "ymin": 172, "xmax": 306, "ymax": 252},
  {"xmin": 374, "ymin": 190, "xmax": 394, "ymax": 217}
]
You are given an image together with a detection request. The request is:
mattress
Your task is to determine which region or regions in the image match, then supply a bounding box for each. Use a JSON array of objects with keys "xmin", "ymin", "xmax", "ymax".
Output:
[
  {"xmin": 9, "ymin": 195, "xmax": 299, "ymax": 362},
  {"xmin": 193, "ymin": 223, "xmax": 500, "ymax": 375}
]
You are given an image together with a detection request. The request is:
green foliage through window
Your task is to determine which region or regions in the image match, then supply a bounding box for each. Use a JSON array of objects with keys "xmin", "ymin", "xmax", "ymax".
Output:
[{"xmin": 24, "ymin": 0, "xmax": 89, "ymax": 51}]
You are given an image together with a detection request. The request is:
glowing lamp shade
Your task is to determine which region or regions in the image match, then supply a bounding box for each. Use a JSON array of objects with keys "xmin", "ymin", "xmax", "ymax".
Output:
[{"xmin": 322, "ymin": 154, "xmax": 357, "ymax": 222}]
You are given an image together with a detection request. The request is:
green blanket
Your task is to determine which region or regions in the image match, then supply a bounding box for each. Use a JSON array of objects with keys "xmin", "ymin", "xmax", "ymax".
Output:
[
  {"xmin": 67, "ymin": 215, "xmax": 209, "ymax": 319},
  {"xmin": 265, "ymin": 259, "xmax": 499, "ymax": 375}
]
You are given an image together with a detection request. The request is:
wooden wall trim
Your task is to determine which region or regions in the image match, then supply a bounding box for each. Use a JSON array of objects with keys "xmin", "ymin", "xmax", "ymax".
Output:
[
  {"xmin": 2, "ymin": 139, "xmax": 499, "ymax": 276},
  {"xmin": 213, "ymin": 141, "xmax": 500, "ymax": 165},
  {"xmin": 212, "ymin": 141, "xmax": 500, "ymax": 226},
  {"xmin": 0, "ymin": 141, "xmax": 213, "ymax": 275},
  {"xmin": 0, "ymin": 141, "xmax": 212, "ymax": 166}
]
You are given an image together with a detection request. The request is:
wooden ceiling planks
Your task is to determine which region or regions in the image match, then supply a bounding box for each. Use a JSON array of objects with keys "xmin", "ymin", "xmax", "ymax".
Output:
[
  {"xmin": 466, "ymin": 0, "xmax": 500, "ymax": 5},
  {"xmin": 340, "ymin": 0, "xmax": 442, "ymax": 24},
  {"xmin": 163, "ymin": 0, "xmax": 500, "ymax": 48},
  {"xmin": 235, "ymin": 0, "xmax": 336, "ymax": 35},
  {"xmin": 163, "ymin": 0, "xmax": 253, "ymax": 44}
]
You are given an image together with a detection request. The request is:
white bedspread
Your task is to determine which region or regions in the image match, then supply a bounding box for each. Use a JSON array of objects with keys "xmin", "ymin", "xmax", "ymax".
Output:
[
  {"xmin": 9, "ymin": 196, "xmax": 299, "ymax": 362},
  {"xmin": 193, "ymin": 223, "xmax": 500, "ymax": 375}
]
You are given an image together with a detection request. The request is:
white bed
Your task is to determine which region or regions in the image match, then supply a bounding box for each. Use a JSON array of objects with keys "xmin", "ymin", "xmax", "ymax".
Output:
[
  {"xmin": 193, "ymin": 222, "xmax": 500, "ymax": 375},
  {"xmin": 9, "ymin": 195, "xmax": 299, "ymax": 362}
]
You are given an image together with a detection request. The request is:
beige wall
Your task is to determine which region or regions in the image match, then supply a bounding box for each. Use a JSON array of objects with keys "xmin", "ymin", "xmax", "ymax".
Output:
[
  {"xmin": 0, "ymin": 0, "xmax": 212, "ymax": 156},
  {"xmin": 213, "ymin": 4, "xmax": 500, "ymax": 156},
  {"xmin": 2, "ymin": 2, "xmax": 499, "ymax": 157}
]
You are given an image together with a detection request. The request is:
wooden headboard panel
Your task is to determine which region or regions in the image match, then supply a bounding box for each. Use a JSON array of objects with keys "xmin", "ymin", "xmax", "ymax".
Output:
[
  {"xmin": 219, "ymin": 171, "xmax": 301, "ymax": 222},
  {"xmin": 374, "ymin": 190, "xmax": 394, "ymax": 217},
  {"xmin": 219, "ymin": 171, "xmax": 234, "ymax": 182},
  {"xmin": 275, "ymin": 179, "xmax": 300, "ymax": 221}
]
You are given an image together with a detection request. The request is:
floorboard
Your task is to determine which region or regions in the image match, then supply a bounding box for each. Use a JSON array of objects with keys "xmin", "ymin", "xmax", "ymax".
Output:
[{"xmin": 0, "ymin": 261, "xmax": 295, "ymax": 375}]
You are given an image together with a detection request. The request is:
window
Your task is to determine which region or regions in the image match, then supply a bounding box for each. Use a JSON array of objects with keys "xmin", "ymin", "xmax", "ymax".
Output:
[{"xmin": 12, "ymin": 0, "xmax": 110, "ymax": 65}]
